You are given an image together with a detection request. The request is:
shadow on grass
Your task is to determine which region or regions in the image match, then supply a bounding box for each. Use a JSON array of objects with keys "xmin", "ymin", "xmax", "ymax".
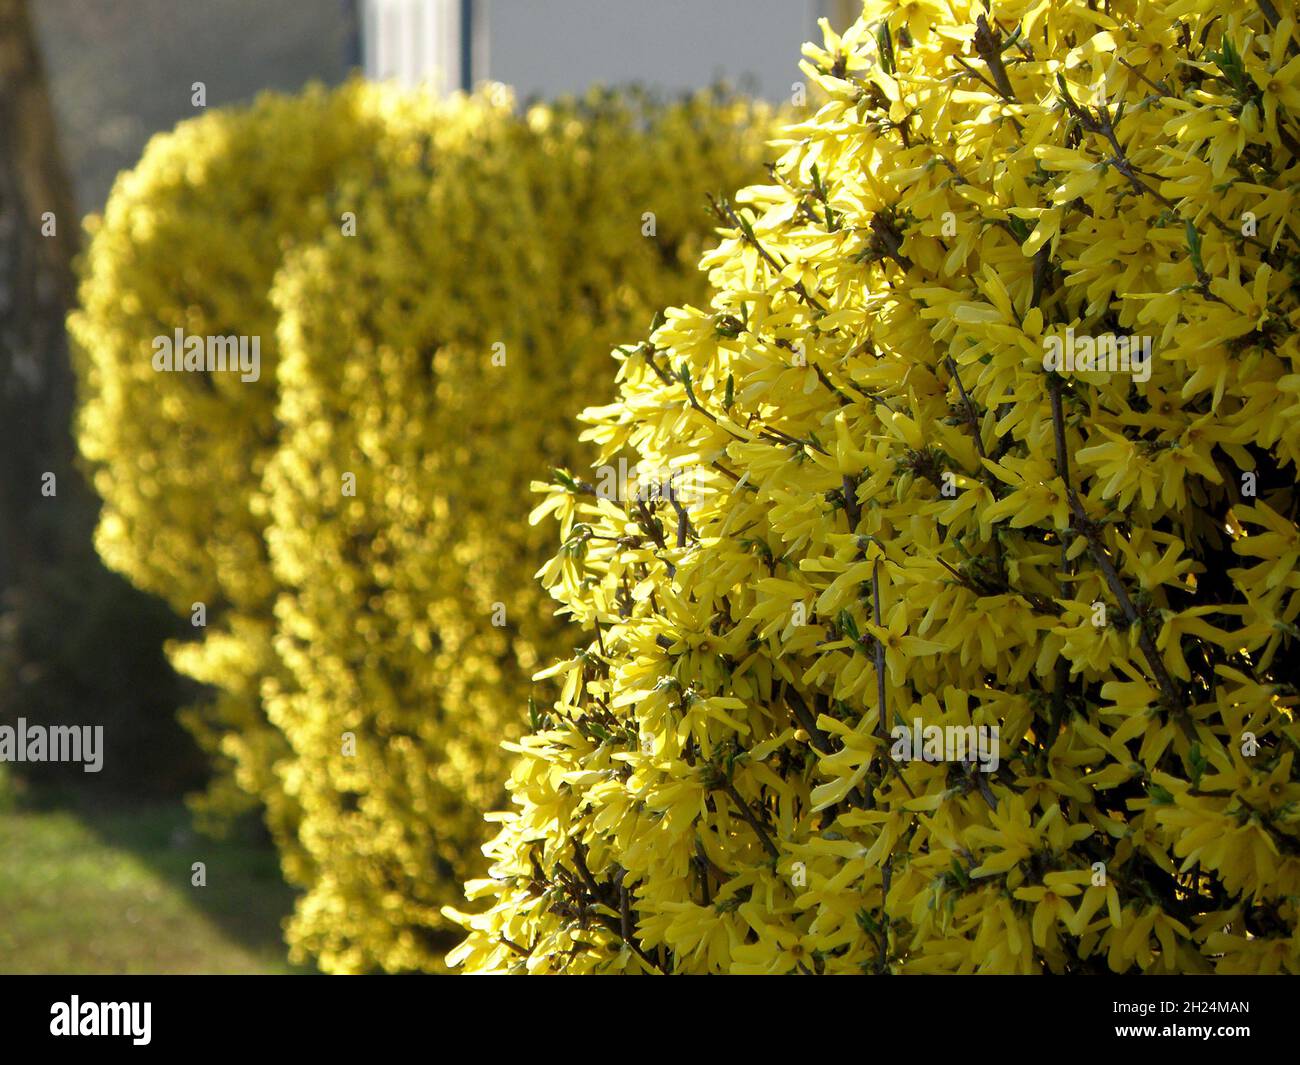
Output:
[{"xmin": 0, "ymin": 777, "xmax": 314, "ymax": 975}]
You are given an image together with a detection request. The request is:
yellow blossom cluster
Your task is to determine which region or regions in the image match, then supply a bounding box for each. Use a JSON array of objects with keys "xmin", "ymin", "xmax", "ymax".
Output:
[{"xmin": 450, "ymin": 0, "xmax": 1300, "ymax": 974}]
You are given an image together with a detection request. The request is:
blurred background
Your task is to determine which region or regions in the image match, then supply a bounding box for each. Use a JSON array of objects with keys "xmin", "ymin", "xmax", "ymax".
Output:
[{"xmin": 0, "ymin": 0, "xmax": 853, "ymax": 974}]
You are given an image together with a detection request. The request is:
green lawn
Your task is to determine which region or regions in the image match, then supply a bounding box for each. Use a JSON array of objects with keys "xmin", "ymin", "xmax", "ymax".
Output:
[{"xmin": 0, "ymin": 794, "xmax": 309, "ymax": 974}]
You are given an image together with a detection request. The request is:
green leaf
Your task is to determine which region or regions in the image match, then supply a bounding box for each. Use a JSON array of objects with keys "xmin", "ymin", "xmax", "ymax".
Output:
[{"xmin": 876, "ymin": 21, "xmax": 896, "ymax": 76}]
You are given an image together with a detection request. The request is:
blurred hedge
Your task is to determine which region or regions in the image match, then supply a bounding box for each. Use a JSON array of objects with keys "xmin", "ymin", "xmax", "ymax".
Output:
[{"xmin": 71, "ymin": 79, "xmax": 771, "ymax": 971}]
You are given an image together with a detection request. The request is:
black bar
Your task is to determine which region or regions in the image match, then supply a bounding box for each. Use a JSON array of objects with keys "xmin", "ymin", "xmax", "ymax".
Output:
[{"xmin": 0, "ymin": 973, "xmax": 1287, "ymax": 1053}]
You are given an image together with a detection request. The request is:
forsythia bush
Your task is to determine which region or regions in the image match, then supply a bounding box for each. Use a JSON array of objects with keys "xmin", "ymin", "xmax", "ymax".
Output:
[
  {"xmin": 71, "ymin": 85, "xmax": 391, "ymax": 867},
  {"xmin": 451, "ymin": 0, "xmax": 1300, "ymax": 973},
  {"xmin": 72, "ymin": 81, "xmax": 770, "ymax": 971},
  {"xmin": 264, "ymin": 88, "xmax": 768, "ymax": 971}
]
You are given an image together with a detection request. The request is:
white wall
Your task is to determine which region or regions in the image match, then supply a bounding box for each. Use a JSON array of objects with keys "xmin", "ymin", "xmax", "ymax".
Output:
[
  {"xmin": 364, "ymin": 0, "xmax": 858, "ymax": 101},
  {"xmin": 364, "ymin": 0, "xmax": 462, "ymax": 92},
  {"xmin": 483, "ymin": 0, "xmax": 827, "ymax": 103}
]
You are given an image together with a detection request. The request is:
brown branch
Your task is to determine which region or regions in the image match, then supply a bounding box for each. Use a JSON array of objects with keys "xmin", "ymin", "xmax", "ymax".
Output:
[
  {"xmin": 973, "ymin": 14, "xmax": 1018, "ymax": 101},
  {"xmin": 1067, "ymin": 489, "xmax": 1193, "ymax": 737},
  {"xmin": 567, "ymin": 841, "xmax": 665, "ymax": 972},
  {"xmin": 1047, "ymin": 376, "xmax": 1076, "ymax": 766},
  {"xmin": 720, "ymin": 778, "xmax": 781, "ymax": 859}
]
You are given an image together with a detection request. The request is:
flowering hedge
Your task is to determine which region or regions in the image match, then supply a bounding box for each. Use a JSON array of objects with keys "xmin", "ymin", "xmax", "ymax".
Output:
[
  {"xmin": 450, "ymin": 0, "xmax": 1300, "ymax": 974},
  {"xmin": 72, "ymin": 81, "xmax": 770, "ymax": 971}
]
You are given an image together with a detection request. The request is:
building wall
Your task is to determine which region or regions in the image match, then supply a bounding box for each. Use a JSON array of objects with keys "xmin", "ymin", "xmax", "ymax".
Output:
[
  {"xmin": 485, "ymin": 0, "xmax": 820, "ymax": 103},
  {"xmin": 364, "ymin": 0, "xmax": 860, "ymax": 101},
  {"xmin": 35, "ymin": 0, "xmax": 353, "ymax": 212},
  {"xmin": 363, "ymin": 0, "xmax": 463, "ymax": 93}
]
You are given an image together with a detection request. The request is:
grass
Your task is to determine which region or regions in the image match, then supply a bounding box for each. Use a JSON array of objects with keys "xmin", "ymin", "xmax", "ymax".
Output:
[{"xmin": 0, "ymin": 784, "xmax": 310, "ymax": 974}]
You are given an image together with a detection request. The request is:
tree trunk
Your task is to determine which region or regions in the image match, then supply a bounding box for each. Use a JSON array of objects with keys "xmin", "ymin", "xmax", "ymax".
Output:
[{"xmin": 0, "ymin": 0, "xmax": 80, "ymax": 592}]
